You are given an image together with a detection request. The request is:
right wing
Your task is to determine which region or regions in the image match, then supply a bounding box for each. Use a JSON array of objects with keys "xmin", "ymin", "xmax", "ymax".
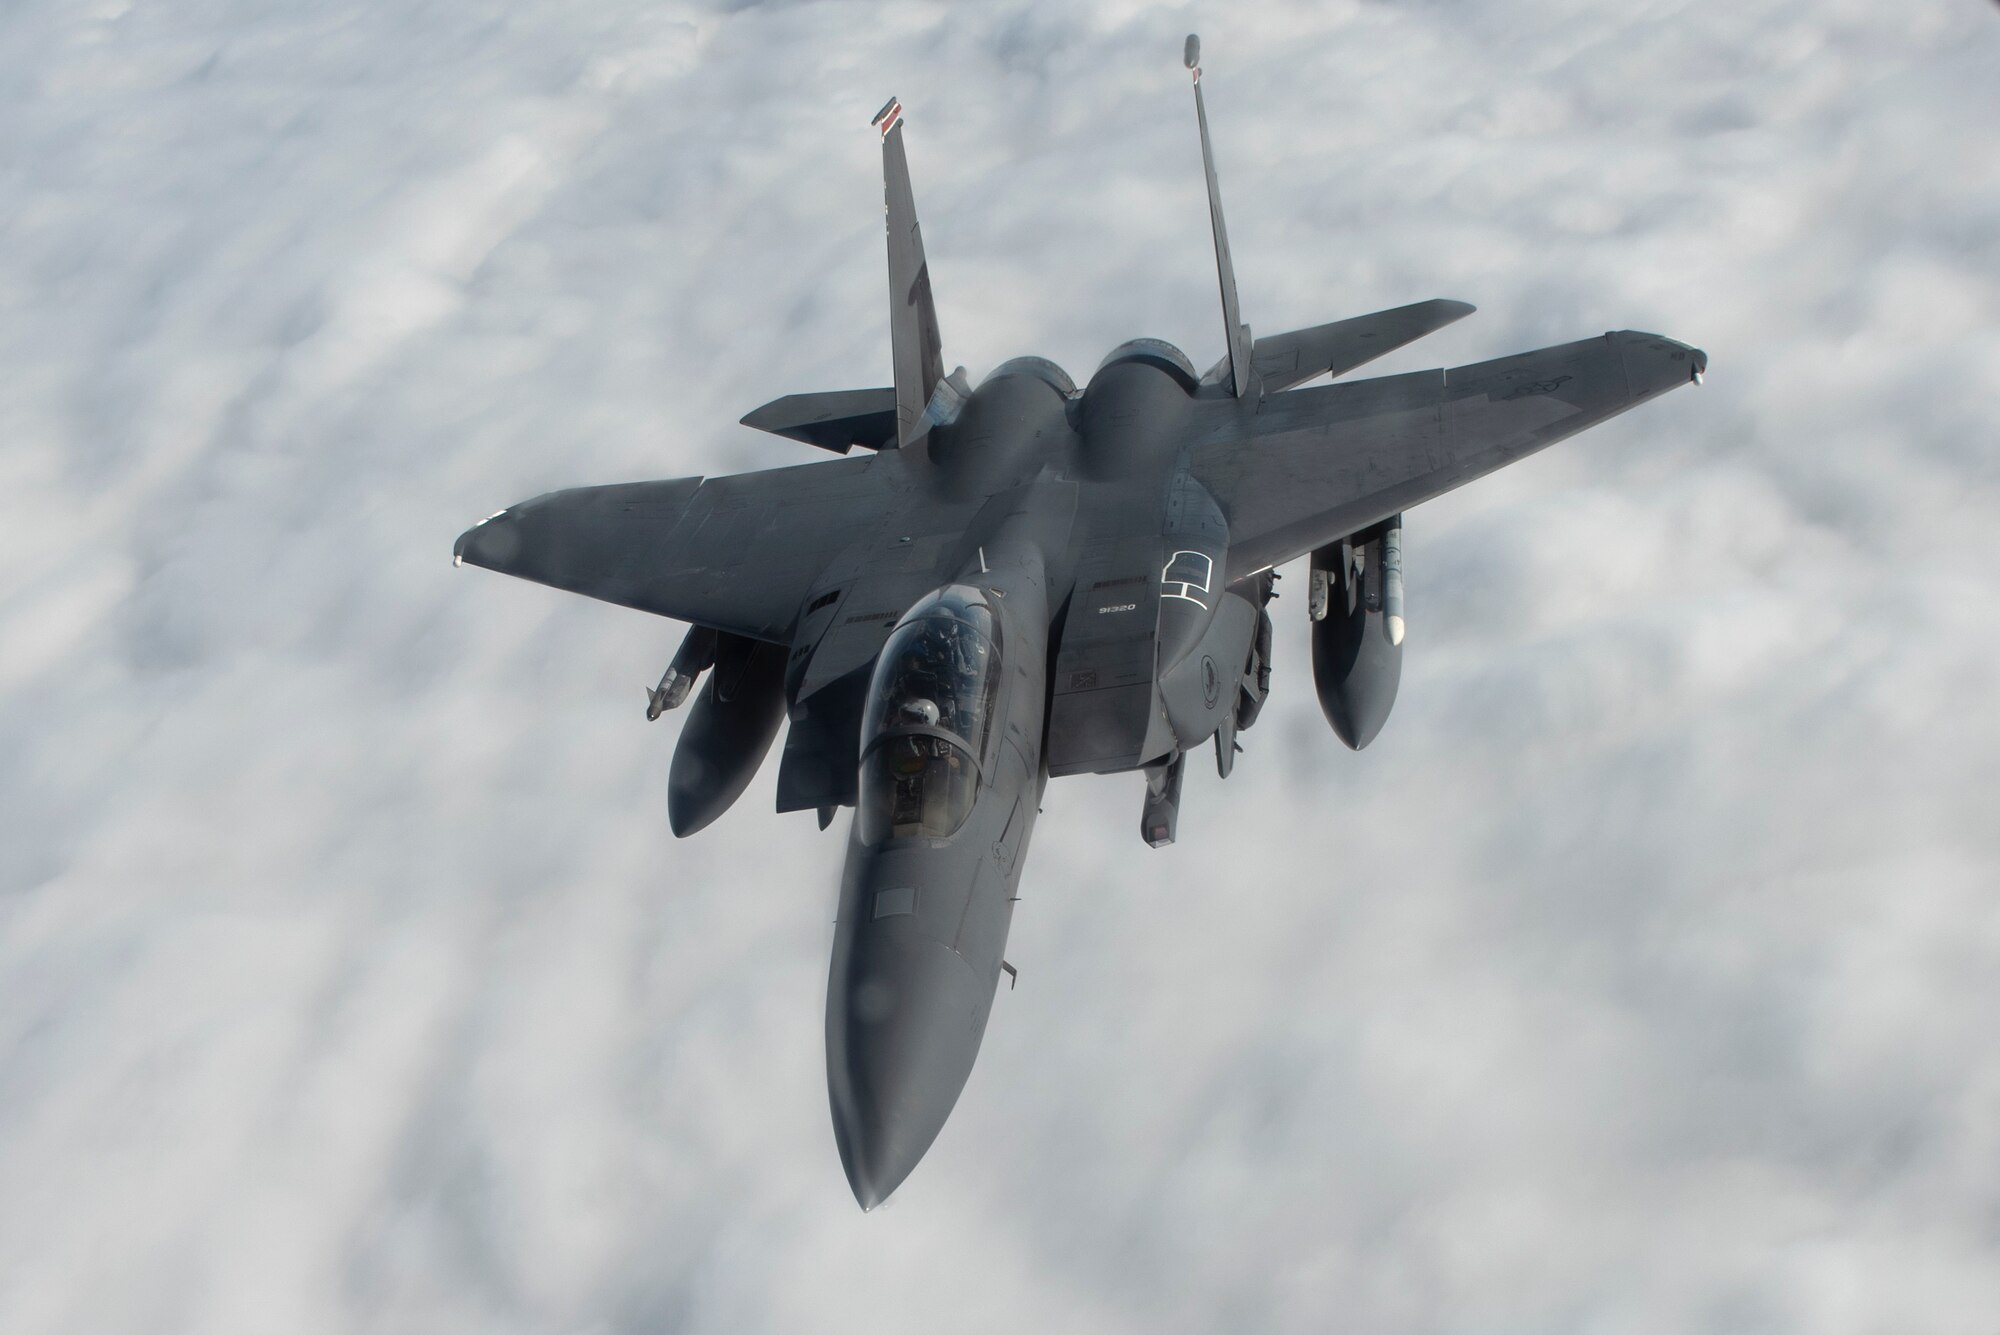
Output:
[
  {"xmin": 453, "ymin": 453, "xmax": 892, "ymax": 643},
  {"xmin": 1191, "ymin": 330, "xmax": 1706, "ymax": 581}
]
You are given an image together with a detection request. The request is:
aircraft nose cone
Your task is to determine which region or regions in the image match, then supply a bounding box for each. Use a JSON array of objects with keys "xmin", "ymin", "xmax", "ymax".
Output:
[{"xmin": 827, "ymin": 931, "xmax": 987, "ymax": 1210}]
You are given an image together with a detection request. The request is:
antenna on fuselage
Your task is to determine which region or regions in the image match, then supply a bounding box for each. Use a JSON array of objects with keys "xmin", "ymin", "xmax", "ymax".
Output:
[{"xmin": 1185, "ymin": 35, "xmax": 1253, "ymax": 399}]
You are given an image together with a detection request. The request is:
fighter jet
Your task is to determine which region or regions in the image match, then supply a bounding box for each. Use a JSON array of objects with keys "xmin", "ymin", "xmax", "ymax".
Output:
[{"xmin": 454, "ymin": 37, "xmax": 1705, "ymax": 1209}]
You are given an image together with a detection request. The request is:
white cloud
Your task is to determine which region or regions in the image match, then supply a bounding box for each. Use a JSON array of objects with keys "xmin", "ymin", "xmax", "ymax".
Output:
[{"xmin": 2, "ymin": 1, "xmax": 1997, "ymax": 1331}]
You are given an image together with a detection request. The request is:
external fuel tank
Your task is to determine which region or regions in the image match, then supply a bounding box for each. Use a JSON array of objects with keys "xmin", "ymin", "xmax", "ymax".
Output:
[
  {"xmin": 667, "ymin": 633, "xmax": 790, "ymax": 836},
  {"xmin": 1309, "ymin": 516, "xmax": 1404, "ymax": 750}
]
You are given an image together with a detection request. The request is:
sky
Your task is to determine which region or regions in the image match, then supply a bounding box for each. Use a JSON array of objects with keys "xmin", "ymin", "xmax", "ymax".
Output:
[{"xmin": 2, "ymin": 1, "xmax": 1997, "ymax": 1331}]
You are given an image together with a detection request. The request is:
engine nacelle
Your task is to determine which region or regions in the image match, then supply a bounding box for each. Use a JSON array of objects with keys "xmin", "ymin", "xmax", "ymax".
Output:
[
  {"xmin": 1076, "ymin": 340, "xmax": 1197, "ymax": 481},
  {"xmin": 929, "ymin": 359, "xmax": 1073, "ymax": 500},
  {"xmin": 669, "ymin": 632, "xmax": 790, "ymax": 836},
  {"xmin": 1309, "ymin": 515, "xmax": 1404, "ymax": 750}
]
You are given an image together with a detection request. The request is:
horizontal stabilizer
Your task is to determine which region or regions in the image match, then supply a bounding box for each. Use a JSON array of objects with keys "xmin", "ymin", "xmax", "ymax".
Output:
[
  {"xmin": 741, "ymin": 388, "xmax": 898, "ymax": 454},
  {"xmin": 1253, "ymin": 299, "xmax": 1476, "ymax": 393}
]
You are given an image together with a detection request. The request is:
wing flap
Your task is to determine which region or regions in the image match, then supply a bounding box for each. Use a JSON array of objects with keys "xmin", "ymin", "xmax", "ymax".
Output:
[
  {"xmin": 453, "ymin": 455, "xmax": 890, "ymax": 642},
  {"xmin": 1194, "ymin": 330, "xmax": 1706, "ymax": 579}
]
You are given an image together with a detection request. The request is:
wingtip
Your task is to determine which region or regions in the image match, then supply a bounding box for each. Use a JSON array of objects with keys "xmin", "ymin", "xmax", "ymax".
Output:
[
  {"xmin": 1609, "ymin": 331, "xmax": 1709, "ymax": 394},
  {"xmin": 453, "ymin": 510, "xmax": 498, "ymax": 568}
]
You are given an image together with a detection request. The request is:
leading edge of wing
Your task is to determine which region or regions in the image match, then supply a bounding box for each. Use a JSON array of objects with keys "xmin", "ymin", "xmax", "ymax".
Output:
[
  {"xmin": 1193, "ymin": 330, "xmax": 1707, "ymax": 580},
  {"xmin": 454, "ymin": 454, "xmax": 887, "ymax": 642}
]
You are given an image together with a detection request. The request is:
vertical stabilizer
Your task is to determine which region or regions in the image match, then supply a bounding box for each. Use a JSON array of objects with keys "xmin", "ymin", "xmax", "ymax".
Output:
[
  {"xmin": 1185, "ymin": 36, "xmax": 1253, "ymax": 399},
  {"xmin": 872, "ymin": 98, "xmax": 946, "ymax": 446}
]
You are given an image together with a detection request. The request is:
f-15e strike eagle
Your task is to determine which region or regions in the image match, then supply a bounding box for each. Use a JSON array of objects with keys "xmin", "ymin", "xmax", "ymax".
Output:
[{"xmin": 454, "ymin": 37, "xmax": 1705, "ymax": 1209}]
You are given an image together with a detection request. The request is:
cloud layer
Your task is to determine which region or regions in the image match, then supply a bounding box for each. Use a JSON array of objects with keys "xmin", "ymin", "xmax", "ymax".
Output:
[{"xmin": 2, "ymin": 1, "xmax": 1997, "ymax": 1331}]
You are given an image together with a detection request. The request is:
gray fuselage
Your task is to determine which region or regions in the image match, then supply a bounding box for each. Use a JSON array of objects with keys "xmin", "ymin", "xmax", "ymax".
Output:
[{"xmin": 818, "ymin": 354, "xmax": 1259, "ymax": 1206}]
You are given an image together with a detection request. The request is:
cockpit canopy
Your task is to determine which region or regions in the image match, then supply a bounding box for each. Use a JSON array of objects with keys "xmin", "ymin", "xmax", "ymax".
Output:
[{"xmin": 857, "ymin": 587, "xmax": 1004, "ymax": 844}]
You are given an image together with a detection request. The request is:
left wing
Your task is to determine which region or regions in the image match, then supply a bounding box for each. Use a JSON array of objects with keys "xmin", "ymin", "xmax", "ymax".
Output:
[
  {"xmin": 453, "ymin": 453, "xmax": 892, "ymax": 643},
  {"xmin": 1191, "ymin": 330, "xmax": 1706, "ymax": 581}
]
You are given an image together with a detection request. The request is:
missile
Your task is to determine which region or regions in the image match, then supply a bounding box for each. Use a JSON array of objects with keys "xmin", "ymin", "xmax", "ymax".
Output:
[
  {"xmin": 1380, "ymin": 516, "xmax": 1404, "ymax": 646},
  {"xmin": 646, "ymin": 624, "xmax": 719, "ymax": 720}
]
